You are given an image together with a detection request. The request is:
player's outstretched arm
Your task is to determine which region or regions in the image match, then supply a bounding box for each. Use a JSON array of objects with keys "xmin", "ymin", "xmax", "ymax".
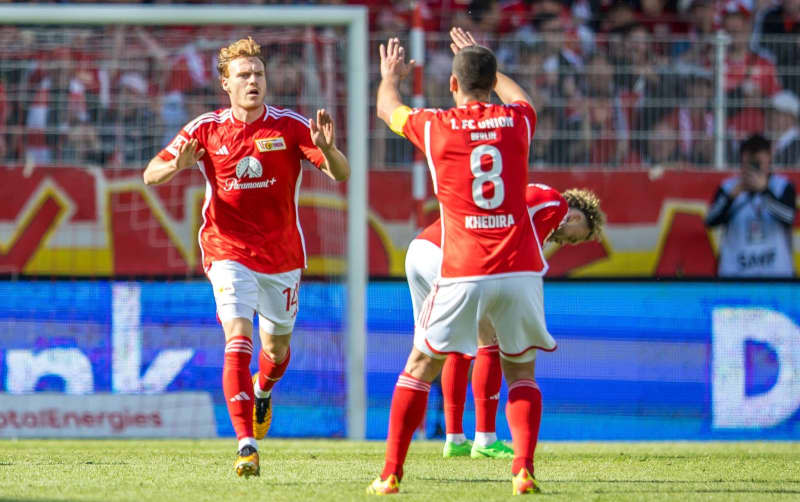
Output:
[
  {"xmin": 310, "ymin": 108, "xmax": 349, "ymax": 182},
  {"xmin": 449, "ymin": 27, "xmax": 533, "ymax": 107},
  {"xmin": 376, "ymin": 37, "xmax": 415, "ymax": 128},
  {"xmin": 143, "ymin": 138, "xmax": 205, "ymax": 185}
]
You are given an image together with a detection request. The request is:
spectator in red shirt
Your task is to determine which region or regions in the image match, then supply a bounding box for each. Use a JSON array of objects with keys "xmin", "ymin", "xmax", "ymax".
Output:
[{"xmin": 722, "ymin": 7, "xmax": 782, "ymax": 139}]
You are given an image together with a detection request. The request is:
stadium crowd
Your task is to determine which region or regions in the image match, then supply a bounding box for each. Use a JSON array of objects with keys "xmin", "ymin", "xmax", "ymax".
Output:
[{"xmin": 1, "ymin": 0, "xmax": 799, "ymax": 169}]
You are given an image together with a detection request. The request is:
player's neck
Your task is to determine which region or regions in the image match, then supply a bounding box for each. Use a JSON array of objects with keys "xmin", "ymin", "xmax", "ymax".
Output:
[
  {"xmin": 454, "ymin": 93, "xmax": 490, "ymax": 106},
  {"xmin": 231, "ymin": 104, "xmax": 264, "ymax": 124}
]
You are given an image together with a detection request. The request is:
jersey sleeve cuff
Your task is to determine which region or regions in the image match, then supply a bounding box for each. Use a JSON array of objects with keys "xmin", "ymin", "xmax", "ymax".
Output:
[{"xmin": 157, "ymin": 150, "xmax": 175, "ymax": 161}]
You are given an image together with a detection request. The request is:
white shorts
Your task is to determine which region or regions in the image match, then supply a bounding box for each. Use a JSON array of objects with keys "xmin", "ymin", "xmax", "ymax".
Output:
[
  {"xmin": 207, "ymin": 260, "xmax": 301, "ymax": 335},
  {"xmin": 414, "ymin": 274, "xmax": 557, "ymax": 363},
  {"xmin": 405, "ymin": 239, "xmax": 442, "ymax": 324}
]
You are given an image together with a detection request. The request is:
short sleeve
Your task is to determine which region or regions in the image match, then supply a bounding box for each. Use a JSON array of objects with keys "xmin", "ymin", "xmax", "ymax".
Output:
[
  {"xmin": 294, "ymin": 116, "xmax": 326, "ymax": 168},
  {"xmin": 526, "ymin": 184, "xmax": 567, "ymax": 239},
  {"xmin": 158, "ymin": 113, "xmax": 211, "ymax": 161},
  {"xmin": 509, "ymin": 100, "xmax": 537, "ymax": 140},
  {"xmin": 158, "ymin": 128, "xmax": 193, "ymax": 161},
  {"xmin": 402, "ymin": 108, "xmax": 438, "ymax": 152}
]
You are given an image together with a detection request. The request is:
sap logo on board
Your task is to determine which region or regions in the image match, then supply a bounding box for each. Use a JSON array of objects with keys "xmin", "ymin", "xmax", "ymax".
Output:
[
  {"xmin": 712, "ymin": 307, "xmax": 800, "ymax": 429},
  {"xmin": 3, "ymin": 284, "xmax": 194, "ymax": 395}
]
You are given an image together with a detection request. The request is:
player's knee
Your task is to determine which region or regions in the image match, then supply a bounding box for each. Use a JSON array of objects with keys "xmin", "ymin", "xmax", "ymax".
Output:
[
  {"xmin": 261, "ymin": 333, "xmax": 291, "ymax": 363},
  {"xmin": 404, "ymin": 348, "xmax": 444, "ymax": 382},
  {"xmin": 500, "ymin": 358, "xmax": 535, "ymax": 384},
  {"xmin": 223, "ymin": 317, "xmax": 254, "ymax": 340}
]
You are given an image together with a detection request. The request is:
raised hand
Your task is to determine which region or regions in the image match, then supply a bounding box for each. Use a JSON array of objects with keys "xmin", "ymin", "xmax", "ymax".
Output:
[
  {"xmin": 379, "ymin": 37, "xmax": 415, "ymax": 82},
  {"xmin": 176, "ymin": 138, "xmax": 206, "ymax": 170},
  {"xmin": 310, "ymin": 108, "xmax": 335, "ymax": 151},
  {"xmin": 449, "ymin": 27, "xmax": 478, "ymax": 55}
]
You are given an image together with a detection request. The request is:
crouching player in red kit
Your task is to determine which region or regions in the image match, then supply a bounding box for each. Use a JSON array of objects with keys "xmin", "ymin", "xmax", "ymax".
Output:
[
  {"xmin": 370, "ymin": 28, "xmax": 557, "ymax": 495},
  {"xmin": 408, "ymin": 184, "xmax": 605, "ymax": 459},
  {"xmin": 142, "ymin": 37, "xmax": 349, "ymax": 477}
]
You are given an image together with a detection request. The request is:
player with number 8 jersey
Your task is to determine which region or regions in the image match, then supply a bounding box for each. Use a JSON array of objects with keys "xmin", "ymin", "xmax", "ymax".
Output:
[
  {"xmin": 368, "ymin": 29, "xmax": 549, "ymax": 496},
  {"xmin": 399, "ymin": 96, "xmax": 541, "ymax": 279}
]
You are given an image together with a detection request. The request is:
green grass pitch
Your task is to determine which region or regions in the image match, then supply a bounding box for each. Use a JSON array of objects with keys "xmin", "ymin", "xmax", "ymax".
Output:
[{"xmin": 0, "ymin": 440, "xmax": 798, "ymax": 501}]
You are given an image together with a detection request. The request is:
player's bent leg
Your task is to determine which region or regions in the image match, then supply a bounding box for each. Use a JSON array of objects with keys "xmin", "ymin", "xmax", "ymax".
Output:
[
  {"xmin": 441, "ymin": 353, "xmax": 473, "ymax": 457},
  {"xmin": 501, "ymin": 356, "xmax": 543, "ymax": 493},
  {"xmin": 368, "ymin": 348, "xmax": 445, "ymax": 495},
  {"xmin": 252, "ymin": 329, "xmax": 292, "ymax": 440},
  {"xmin": 250, "ymin": 267, "xmax": 300, "ymax": 440}
]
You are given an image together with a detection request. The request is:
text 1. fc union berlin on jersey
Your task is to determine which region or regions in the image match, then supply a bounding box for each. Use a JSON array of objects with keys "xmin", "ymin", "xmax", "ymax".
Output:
[{"xmin": 158, "ymin": 104, "xmax": 325, "ymax": 274}]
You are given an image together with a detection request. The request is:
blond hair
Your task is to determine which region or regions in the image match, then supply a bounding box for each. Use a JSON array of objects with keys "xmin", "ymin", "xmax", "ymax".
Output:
[
  {"xmin": 563, "ymin": 188, "xmax": 606, "ymax": 241},
  {"xmin": 217, "ymin": 37, "xmax": 265, "ymax": 78}
]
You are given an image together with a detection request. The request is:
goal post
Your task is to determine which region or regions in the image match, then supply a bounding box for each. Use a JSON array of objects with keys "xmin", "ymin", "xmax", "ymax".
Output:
[{"xmin": 0, "ymin": 3, "xmax": 369, "ymax": 440}]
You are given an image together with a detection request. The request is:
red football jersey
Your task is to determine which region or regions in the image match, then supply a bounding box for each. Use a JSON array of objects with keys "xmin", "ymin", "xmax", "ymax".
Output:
[
  {"xmin": 403, "ymin": 101, "xmax": 540, "ymax": 279},
  {"xmin": 417, "ymin": 183, "xmax": 568, "ymax": 274},
  {"xmin": 158, "ymin": 104, "xmax": 325, "ymax": 274}
]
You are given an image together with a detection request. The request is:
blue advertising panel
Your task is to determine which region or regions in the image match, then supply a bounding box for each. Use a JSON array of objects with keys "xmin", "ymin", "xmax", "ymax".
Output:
[{"xmin": 1, "ymin": 280, "xmax": 799, "ymax": 440}]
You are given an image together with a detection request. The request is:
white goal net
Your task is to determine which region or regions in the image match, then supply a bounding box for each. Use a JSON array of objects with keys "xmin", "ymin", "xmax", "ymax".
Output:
[{"xmin": 0, "ymin": 4, "xmax": 368, "ymax": 439}]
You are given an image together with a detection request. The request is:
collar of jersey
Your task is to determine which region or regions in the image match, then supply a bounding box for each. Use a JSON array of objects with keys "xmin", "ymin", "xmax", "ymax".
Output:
[{"xmin": 229, "ymin": 104, "xmax": 267, "ymax": 127}]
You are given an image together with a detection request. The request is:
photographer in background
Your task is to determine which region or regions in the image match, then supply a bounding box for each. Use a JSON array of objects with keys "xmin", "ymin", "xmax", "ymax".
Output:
[{"xmin": 705, "ymin": 134, "xmax": 797, "ymax": 277}]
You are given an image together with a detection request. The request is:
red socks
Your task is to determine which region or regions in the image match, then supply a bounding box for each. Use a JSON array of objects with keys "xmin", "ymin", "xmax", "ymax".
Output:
[
  {"xmin": 257, "ymin": 346, "xmax": 291, "ymax": 394},
  {"xmin": 222, "ymin": 336, "xmax": 254, "ymax": 440},
  {"xmin": 441, "ymin": 354, "xmax": 471, "ymax": 434},
  {"xmin": 473, "ymin": 345, "xmax": 502, "ymax": 433},
  {"xmin": 382, "ymin": 372, "xmax": 431, "ymax": 481},
  {"xmin": 506, "ymin": 379, "xmax": 542, "ymax": 476}
]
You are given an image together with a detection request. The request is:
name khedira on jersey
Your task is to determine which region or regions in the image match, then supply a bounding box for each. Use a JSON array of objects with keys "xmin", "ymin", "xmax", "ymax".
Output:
[{"xmin": 465, "ymin": 213, "xmax": 516, "ymax": 229}]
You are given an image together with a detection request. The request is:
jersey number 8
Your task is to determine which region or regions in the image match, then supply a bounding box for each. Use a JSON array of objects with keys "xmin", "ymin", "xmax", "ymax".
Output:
[{"xmin": 470, "ymin": 145, "xmax": 504, "ymax": 209}]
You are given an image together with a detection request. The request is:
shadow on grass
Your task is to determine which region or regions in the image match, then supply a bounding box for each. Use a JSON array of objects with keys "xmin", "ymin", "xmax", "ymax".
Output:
[
  {"xmin": 0, "ymin": 499, "xmax": 83, "ymax": 502},
  {"xmin": 1, "ymin": 461, "xmax": 129, "ymax": 466},
  {"xmin": 547, "ymin": 479, "xmax": 800, "ymax": 484},
  {"xmin": 586, "ymin": 489, "xmax": 800, "ymax": 494}
]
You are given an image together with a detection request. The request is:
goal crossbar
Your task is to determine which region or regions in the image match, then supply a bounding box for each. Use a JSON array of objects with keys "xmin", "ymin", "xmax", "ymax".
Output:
[{"xmin": 0, "ymin": 3, "xmax": 369, "ymax": 440}]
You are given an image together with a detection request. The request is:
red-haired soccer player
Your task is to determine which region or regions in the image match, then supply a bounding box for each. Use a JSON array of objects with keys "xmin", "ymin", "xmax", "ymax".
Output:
[
  {"xmin": 408, "ymin": 185, "xmax": 605, "ymax": 459},
  {"xmin": 370, "ymin": 27, "xmax": 548, "ymax": 495},
  {"xmin": 143, "ymin": 37, "xmax": 349, "ymax": 477}
]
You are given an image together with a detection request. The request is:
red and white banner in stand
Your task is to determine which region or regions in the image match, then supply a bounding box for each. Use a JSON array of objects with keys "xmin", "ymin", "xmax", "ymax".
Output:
[{"xmin": 2, "ymin": 165, "xmax": 799, "ymax": 278}]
